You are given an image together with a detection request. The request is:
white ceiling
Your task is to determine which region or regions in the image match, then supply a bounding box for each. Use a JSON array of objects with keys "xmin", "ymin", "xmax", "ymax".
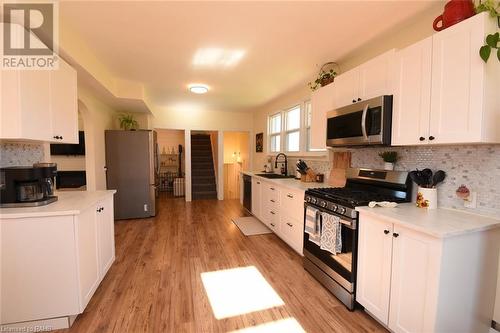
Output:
[{"xmin": 60, "ymin": 1, "xmax": 440, "ymax": 113}]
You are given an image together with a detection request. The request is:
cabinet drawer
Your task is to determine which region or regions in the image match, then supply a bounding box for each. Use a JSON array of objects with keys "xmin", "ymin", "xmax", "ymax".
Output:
[
  {"xmin": 280, "ymin": 215, "xmax": 303, "ymax": 254},
  {"xmin": 262, "ymin": 203, "xmax": 280, "ymax": 231},
  {"xmin": 265, "ymin": 184, "xmax": 280, "ymax": 207},
  {"xmin": 280, "ymin": 189, "xmax": 304, "ymax": 220}
]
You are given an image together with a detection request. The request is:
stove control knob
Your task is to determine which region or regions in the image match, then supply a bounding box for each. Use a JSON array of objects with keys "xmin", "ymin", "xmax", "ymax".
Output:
[
  {"xmin": 331, "ymin": 204, "xmax": 337, "ymax": 211},
  {"xmin": 306, "ymin": 197, "xmax": 311, "ymax": 203},
  {"xmin": 311, "ymin": 198, "xmax": 317, "ymax": 204},
  {"xmin": 339, "ymin": 207, "xmax": 346, "ymax": 214},
  {"xmin": 320, "ymin": 201, "xmax": 327, "ymax": 208}
]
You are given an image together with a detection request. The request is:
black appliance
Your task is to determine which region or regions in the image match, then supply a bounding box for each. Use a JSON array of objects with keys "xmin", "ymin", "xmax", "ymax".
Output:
[
  {"xmin": 50, "ymin": 131, "xmax": 86, "ymax": 155},
  {"xmin": 0, "ymin": 163, "xmax": 58, "ymax": 207},
  {"xmin": 326, "ymin": 95, "xmax": 393, "ymax": 147},
  {"xmin": 56, "ymin": 170, "xmax": 86, "ymax": 189},
  {"xmin": 243, "ymin": 174, "xmax": 252, "ymax": 212},
  {"xmin": 303, "ymin": 168, "xmax": 411, "ymax": 310}
]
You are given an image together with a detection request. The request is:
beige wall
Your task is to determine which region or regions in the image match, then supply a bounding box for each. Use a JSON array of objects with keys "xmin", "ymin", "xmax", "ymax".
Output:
[
  {"xmin": 152, "ymin": 107, "xmax": 253, "ymax": 132},
  {"xmin": 251, "ymin": 3, "xmax": 443, "ymax": 169},
  {"xmin": 77, "ymin": 84, "xmax": 119, "ymax": 191},
  {"xmin": 223, "ymin": 131, "xmax": 250, "ymax": 171}
]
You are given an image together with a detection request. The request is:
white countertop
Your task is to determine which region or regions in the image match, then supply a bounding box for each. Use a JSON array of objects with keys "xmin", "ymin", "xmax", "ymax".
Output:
[
  {"xmin": 356, "ymin": 203, "xmax": 500, "ymax": 238},
  {"xmin": 242, "ymin": 171, "xmax": 332, "ymax": 192},
  {"xmin": 0, "ymin": 190, "xmax": 116, "ymax": 219}
]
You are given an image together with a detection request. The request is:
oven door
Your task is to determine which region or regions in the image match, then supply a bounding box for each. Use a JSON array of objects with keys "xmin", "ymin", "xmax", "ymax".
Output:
[
  {"xmin": 326, "ymin": 95, "xmax": 392, "ymax": 147},
  {"xmin": 303, "ymin": 204, "xmax": 358, "ymax": 291}
]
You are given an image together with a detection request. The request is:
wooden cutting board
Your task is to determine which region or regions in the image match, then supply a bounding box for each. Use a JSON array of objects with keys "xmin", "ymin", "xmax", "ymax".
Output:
[{"xmin": 329, "ymin": 152, "xmax": 351, "ymax": 187}]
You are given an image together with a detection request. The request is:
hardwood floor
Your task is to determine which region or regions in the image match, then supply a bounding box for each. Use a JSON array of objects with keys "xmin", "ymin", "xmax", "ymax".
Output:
[{"xmin": 58, "ymin": 197, "xmax": 386, "ymax": 333}]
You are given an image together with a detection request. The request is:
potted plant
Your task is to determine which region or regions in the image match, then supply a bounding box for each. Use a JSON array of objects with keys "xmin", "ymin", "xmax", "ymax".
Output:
[
  {"xmin": 308, "ymin": 62, "xmax": 340, "ymax": 91},
  {"xmin": 118, "ymin": 113, "xmax": 139, "ymax": 130},
  {"xmin": 476, "ymin": 0, "xmax": 500, "ymax": 63},
  {"xmin": 378, "ymin": 151, "xmax": 398, "ymax": 170}
]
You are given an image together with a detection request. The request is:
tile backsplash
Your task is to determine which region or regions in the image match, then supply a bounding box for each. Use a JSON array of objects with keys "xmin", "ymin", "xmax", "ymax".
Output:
[
  {"xmin": 287, "ymin": 144, "xmax": 500, "ymax": 218},
  {"xmin": 0, "ymin": 142, "xmax": 46, "ymax": 167}
]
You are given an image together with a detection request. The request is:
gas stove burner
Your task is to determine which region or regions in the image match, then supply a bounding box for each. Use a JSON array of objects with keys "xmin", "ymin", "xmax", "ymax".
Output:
[{"xmin": 307, "ymin": 187, "xmax": 404, "ymax": 206}]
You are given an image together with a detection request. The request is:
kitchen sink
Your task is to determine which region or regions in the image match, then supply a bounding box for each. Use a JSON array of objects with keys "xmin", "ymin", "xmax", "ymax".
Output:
[{"xmin": 255, "ymin": 173, "xmax": 296, "ymax": 179}]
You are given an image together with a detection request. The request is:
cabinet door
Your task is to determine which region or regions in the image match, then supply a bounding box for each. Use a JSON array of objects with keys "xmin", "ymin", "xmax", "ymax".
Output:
[
  {"xmin": 429, "ymin": 14, "xmax": 484, "ymax": 144},
  {"xmin": 0, "ymin": 216, "xmax": 79, "ymax": 324},
  {"xmin": 76, "ymin": 205, "xmax": 100, "ymax": 311},
  {"xmin": 310, "ymin": 83, "xmax": 335, "ymax": 149},
  {"xmin": 50, "ymin": 58, "xmax": 78, "ymax": 143},
  {"xmin": 280, "ymin": 188, "xmax": 304, "ymax": 222},
  {"xmin": 333, "ymin": 68, "xmax": 360, "ymax": 109},
  {"xmin": 392, "ymin": 38, "xmax": 432, "ymax": 145},
  {"xmin": 96, "ymin": 196, "xmax": 115, "ymax": 279},
  {"xmin": 19, "ymin": 70, "xmax": 52, "ymax": 140},
  {"xmin": 356, "ymin": 214, "xmax": 393, "ymax": 325},
  {"xmin": 0, "ymin": 69, "xmax": 21, "ymax": 138},
  {"xmin": 359, "ymin": 50, "xmax": 395, "ymax": 101},
  {"xmin": 251, "ymin": 178, "xmax": 262, "ymax": 220},
  {"xmin": 279, "ymin": 214, "xmax": 303, "ymax": 255},
  {"xmin": 389, "ymin": 226, "xmax": 441, "ymax": 333}
]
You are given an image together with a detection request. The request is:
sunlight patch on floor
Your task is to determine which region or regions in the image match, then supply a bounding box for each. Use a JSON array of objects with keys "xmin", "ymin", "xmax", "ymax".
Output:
[
  {"xmin": 228, "ymin": 318, "xmax": 306, "ymax": 333},
  {"xmin": 201, "ymin": 266, "xmax": 285, "ymax": 320}
]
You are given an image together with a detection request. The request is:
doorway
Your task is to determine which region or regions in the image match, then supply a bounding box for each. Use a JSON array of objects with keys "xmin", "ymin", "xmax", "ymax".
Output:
[
  {"xmin": 223, "ymin": 131, "xmax": 249, "ymax": 200},
  {"xmin": 155, "ymin": 129, "xmax": 186, "ymax": 199}
]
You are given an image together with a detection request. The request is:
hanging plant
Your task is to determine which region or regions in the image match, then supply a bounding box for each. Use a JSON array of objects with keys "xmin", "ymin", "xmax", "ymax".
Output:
[
  {"xmin": 476, "ymin": 0, "xmax": 500, "ymax": 62},
  {"xmin": 308, "ymin": 62, "xmax": 340, "ymax": 91},
  {"xmin": 118, "ymin": 113, "xmax": 139, "ymax": 130}
]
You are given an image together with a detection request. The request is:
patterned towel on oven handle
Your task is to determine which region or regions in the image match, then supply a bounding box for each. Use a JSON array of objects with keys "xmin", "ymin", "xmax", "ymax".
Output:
[
  {"xmin": 320, "ymin": 212, "xmax": 342, "ymax": 255},
  {"xmin": 305, "ymin": 206, "xmax": 321, "ymax": 245}
]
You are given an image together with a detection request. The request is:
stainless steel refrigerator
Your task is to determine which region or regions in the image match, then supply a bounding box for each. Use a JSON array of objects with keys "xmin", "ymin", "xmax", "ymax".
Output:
[{"xmin": 105, "ymin": 130, "xmax": 159, "ymax": 219}]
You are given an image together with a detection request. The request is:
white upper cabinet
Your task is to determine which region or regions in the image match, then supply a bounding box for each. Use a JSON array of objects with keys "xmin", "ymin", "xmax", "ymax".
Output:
[
  {"xmin": 333, "ymin": 68, "xmax": 360, "ymax": 108},
  {"xmin": 310, "ymin": 82, "xmax": 335, "ymax": 149},
  {"xmin": 429, "ymin": 12, "xmax": 499, "ymax": 144},
  {"xmin": 392, "ymin": 37, "xmax": 433, "ymax": 145},
  {"xmin": 333, "ymin": 50, "xmax": 395, "ymax": 109},
  {"xmin": 359, "ymin": 49, "xmax": 395, "ymax": 101},
  {"xmin": 0, "ymin": 23, "xmax": 78, "ymax": 144},
  {"xmin": 392, "ymin": 13, "xmax": 500, "ymax": 145},
  {"xmin": 50, "ymin": 59, "xmax": 79, "ymax": 143}
]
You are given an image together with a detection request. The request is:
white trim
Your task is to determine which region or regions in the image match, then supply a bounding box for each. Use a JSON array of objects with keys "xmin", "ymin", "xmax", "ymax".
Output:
[
  {"xmin": 184, "ymin": 130, "xmax": 192, "ymax": 202},
  {"xmin": 217, "ymin": 131, "xmax": 224, "ymax": 200}
]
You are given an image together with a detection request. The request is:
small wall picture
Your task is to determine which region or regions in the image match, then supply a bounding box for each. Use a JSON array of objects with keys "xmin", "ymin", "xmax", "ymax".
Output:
[{"xmin": 256, "ymin": 133, "xmax": 263, "ymax": 152}]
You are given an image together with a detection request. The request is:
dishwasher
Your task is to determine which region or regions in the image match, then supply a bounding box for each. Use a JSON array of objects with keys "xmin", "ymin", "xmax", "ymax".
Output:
[{"xmin": 243, "ymin": 174, "xmax": 252, "ymax": 212}]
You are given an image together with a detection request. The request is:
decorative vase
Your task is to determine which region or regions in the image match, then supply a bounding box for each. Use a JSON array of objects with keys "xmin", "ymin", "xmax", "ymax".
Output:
[
  {"xmin": 416, "ymin": 187, "xmax": 438, "ymax": 209},
  {"xmin": 384, "ymin": 162, "xmax": 394, "ymax": 171}
]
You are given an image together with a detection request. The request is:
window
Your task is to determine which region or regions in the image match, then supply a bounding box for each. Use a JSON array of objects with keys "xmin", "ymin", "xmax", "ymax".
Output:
[
  {"xmin": 305, "ymin": 100, "xmax": 312, "ymax": 151},
  {"xmin": 267, "ymin": 100, "xmax": 325, "ymax": 155},
  {"xmin": 285, "ymin": 105, "xmax": 300, "ymax": 152},
  {"xmin": 269, "ymin": 112, "xmax": 281, "ymax": 152}
]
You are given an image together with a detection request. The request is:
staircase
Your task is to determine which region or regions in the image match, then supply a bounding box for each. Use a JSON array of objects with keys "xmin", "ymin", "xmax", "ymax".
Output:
[{"xmin": 191, "ymin": 134, "xmax": 217, "ymax": 200}]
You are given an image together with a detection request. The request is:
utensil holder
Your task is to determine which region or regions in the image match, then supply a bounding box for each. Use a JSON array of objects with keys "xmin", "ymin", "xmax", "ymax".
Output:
[
  {"xmin": 416, "ymin": 187, "xmax": 438, "ymax": 209},
  {"xmin": 301, "ymin": 169, "xmax": 317, "ymax": 183}
]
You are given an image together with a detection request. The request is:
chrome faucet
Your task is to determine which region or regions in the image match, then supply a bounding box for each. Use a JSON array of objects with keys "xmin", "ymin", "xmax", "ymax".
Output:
[{"xmin": 274, "ymin": 153, "xmax": 288, "ymax": 176}]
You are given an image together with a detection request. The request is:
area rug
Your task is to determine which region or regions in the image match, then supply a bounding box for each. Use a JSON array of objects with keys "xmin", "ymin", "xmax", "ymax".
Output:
[{"xmin": 232, "ymin": 216, "xmax": 272, "ymax": 236}]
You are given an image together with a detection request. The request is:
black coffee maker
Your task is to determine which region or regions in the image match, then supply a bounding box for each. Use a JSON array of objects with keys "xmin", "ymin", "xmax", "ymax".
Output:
[{"xmin": 0, "ymin": 163, "xmax": 58, "ymax": 207}]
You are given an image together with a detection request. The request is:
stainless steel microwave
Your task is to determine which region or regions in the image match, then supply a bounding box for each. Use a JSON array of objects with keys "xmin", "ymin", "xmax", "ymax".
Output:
[{"xmin": 326, "ymin": 95, "xmax": 393, "ymax": 147}]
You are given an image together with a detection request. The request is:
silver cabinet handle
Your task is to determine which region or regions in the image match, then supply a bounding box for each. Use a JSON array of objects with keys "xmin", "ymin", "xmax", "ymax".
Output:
[
  {"xmin": 286, "ymin": 222, "xmax": 293, "ymax": 227},
  {"xmin": 270, "ymin": 199, "xmax": 275, "ymax": 203},
  {"xmin": 270, "ymin": 211, "xmax": 275, "ymax": 215},
  {"xmin": 257, "ymin": 181, "xmax": 260, "ymax": 184},
  {"xmin": 361, "ymin": 103, "xmax": 369, "ymax": 141},
  {"xmin": 287, "ymin": 194, "xmax": 293, "ymax": 198},
  {"xmin": 270, "ymin": 223, "xmax": 276, "ymax": 227},
  {"xmin": 270, "ymin": 187, "xmax": 275, "ymax": 191}
]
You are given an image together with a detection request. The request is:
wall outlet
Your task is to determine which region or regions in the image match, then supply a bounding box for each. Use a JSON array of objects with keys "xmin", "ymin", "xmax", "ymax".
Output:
[
  {"xmin": 144, "ymin": 204, "xmax": 148, "ymax": 212},
  {"xmin": 464, "ymin": 192, "xmax": 477, "ymax": 208}
]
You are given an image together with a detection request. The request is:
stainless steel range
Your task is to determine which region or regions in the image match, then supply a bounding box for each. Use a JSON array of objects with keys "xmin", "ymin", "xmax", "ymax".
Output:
[{"xmin": 303, "ymin": 168, "xmax": 412, "ymax": 310}]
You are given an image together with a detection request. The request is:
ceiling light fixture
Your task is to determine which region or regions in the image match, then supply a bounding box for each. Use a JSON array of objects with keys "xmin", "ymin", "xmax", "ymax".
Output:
[{"xmin": 188, "ymin": 84, "xmax": 209, "ymax": 94}]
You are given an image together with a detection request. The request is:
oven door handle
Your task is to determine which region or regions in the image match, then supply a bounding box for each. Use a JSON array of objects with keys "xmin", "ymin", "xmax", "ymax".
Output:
[
  {"xmin": 361, "ymin": 103, "xmax": 369, "ymax": 141},
  {"xmin": 305, "ymin": 204, "xmax": 356, "ymax": 230}
]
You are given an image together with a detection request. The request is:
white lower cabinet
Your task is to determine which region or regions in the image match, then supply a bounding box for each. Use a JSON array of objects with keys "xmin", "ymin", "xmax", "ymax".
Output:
[
  {"xmin": 0, "ymin": 194, "xmax": 115, "ymax": 326},
  {"xmin": 251, "ymin": 178, "xmax": 262, "ymax": 220},
  {"xmin": 250, "ymin": 176, "xmax": 304, "ymax": 255},
  {"xmin": 357, "ymin": 212, "xmax": 498, "ymax": 333}
]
